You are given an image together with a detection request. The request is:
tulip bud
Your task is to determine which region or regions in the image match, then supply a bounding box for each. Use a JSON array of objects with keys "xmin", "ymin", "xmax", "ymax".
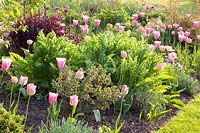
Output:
[
  {"xmin": 48, "ymin": 92, "xmax": 58, "ymax": 104},
  {"xmin": 26, "ymin": 83, "xmax": 36, "ymax": 96},
  {"xmin": 70, "ymin": 95, "xmax": 78, "ymax": 106}
]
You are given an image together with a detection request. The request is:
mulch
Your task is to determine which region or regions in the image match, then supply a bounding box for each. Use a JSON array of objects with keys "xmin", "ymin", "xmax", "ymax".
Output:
[{"xmin": 0, "ymin": 93, "xmax": 192, "ymax": 133}]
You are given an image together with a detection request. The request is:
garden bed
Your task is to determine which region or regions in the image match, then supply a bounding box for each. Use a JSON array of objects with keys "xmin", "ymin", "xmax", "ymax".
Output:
[{"xmin": 0, "ymin": 93, "xmax": 193, "ymax": 133}]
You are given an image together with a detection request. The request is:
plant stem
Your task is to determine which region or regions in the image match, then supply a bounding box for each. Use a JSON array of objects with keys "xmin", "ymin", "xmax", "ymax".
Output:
[
  {"xmin": 71, "ymin": 105, "xmax": 77, "ymax": 118},
  {"xmin": 9, "ymin": 84, "xmax": 14, "ymax": 112},
  {"xmin": 0, "ymin": 71, "xmax": 4, "ymax": 85},
  {"xmin": 24, "ymin": 96, "xmax": 31, "ymax": 128}
]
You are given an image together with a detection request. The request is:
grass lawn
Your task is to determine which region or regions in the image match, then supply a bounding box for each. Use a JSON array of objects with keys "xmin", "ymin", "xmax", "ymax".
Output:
[{"xmin": 154, "ymin": 94, "xmax": 200, "ymax": 133}]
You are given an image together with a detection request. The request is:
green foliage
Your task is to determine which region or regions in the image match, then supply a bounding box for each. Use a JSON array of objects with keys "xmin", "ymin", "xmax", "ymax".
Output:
[
  {"xmin": 53, "ymin": 65, "xmax": 119, "ymax": 111},
  {"xmin": 155, "ymin": 94, "xmax": 200, "ymax": 133},
  {"xmin": 176, "ymin": 70, "xmax": 198, "ymax": 96},
  {"xmin": 0, "ymin": 104, "xmax": 24, "ymax": 133},
  {"xmin": 10, "ymin": 31, "xmax": 75, "ymax": 94},
  {"xmin": 192, "ymin": 45, "xmax": 200, "ymax": 76},
  {"xmin": 39, "ymin": 117, "xmax": 95, "ymax": 133}
]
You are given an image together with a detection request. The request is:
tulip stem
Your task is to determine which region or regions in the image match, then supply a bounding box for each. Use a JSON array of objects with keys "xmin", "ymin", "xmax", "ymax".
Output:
[
  {"xmin": 71, "ymin": 105, "xmax": 77, "ymax": 118},
  {"xmin": 13, "ymin": 89, "xmax": 21, "ymax": 115},
  {"xmin": 9, "ymin": 84, "xmax": 14, "ymax": 112},
  {"xmin": 24, "ymin": 96, "xmax": 31, "ymax": 129},
  {"xmin": 0, "ymin": 71, "xmax": 4, "ymax": 84}
]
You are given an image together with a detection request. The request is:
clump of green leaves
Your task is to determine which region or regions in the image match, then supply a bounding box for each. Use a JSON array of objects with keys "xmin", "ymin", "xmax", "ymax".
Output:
[
  {"xmin": 39, "ymin": 117, "xmax": 95, "ymax": 133},
  {"xmin": 53, "ymin": 65, "xmax": 119, "ymax": 111},
  {"xmin": 0, "ymin": 104, "xmax": 24, "ymax": 133}
]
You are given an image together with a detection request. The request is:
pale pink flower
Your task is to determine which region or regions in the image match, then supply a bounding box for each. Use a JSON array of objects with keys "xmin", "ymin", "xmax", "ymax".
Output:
[
  {"xmin": 118, "ymin": 26, "xmax": 125, "ymax": 31},
  {"xmin": 73, "ymin": 20, "xmax": 78, "ymax": 26},
  {"xmin": 171, "ymin": 31, "xmax": 175, "ymax": 35},
  {"xmin": 82, "ymin": 11, "xmax": 88, "ymax": 16},
  {"xmin": 26, "ymin": 83, "xmax": 36, "ymax": 96},
  {"xmin": 121, "ymin": 85, "xmax": 128, "ymax": 95},
  {"xmin": 132, "ymin": 14, "xmax": 138, "ymax": 20},
  {"xmin": 70, "ymin": 95, "xmax": 78, "ymax": 106},
  {"xmin": 82, "ymin": 16, "xmax": 89, "ymax": 24},
  {"xmin": 107, "ymin": 23, "xmax": 112, "ymax": 28},
  {"xmin": 121, "ymin": 50, "xmax": 127, "ymax": 58},
  {"xmin": 193, "ymin": 21, "xmax": 199, "ymax": 29},
  {"xmin": 48, "ymin": 92, "xmax": 58, "ymax": 104},
  {"xmin": 153, "ymin": 31, "xmax": 160, "ymax": 40},
  {"xmin": 27, "ymin": 39, "xmax": 33, "ymax": 45},
  {"xmin": 184, "ymin": 31, "xmax": 190, "ymax": 37},
  {"xmin": 178, "ymin": 27, "xmax": 183, "ymax": 31},
  {"xmin": 19, "ymin": 76, "xmax": 28, "ymax": 85},
  {"xmin": 178, "ymin": 34, "xmax": 185, "ymax": 42},
  {"xmin": 178, "ymin": 31, "xmax": 184, "ymax": 36},
  {"xmin": 136, "ymin": 26, "xmax": 144, "ymax": 33},
  {"xmin": 59, "ymin": 23, "xmax": 65, "ymax": 29},
  {"xmin": 94, "ymin": 19, "xmax": 101, "ymax": 27},
  {"xmin": 167, "ymin": 24, "xmax": 172, "ymax": 29},
  {"xmin": 132, "ymin": 19, "xmax": 138, "ymax": 25},
  {"xmin": 11, "ymin": 76, "xmax": 18, "ymax": 84},
  {"xmin": 139, "ymin": 12, "xmax": 145, "ymax": 18},
  {"xmin": 56, "ymin": 58, "xmax": 66, "ymax": 69},
  {"xmin": 125, "ymin": 23, "xmax": 131, "ymax": 28},
  {"xmin": 3, "ymin": 32, "xmax": 10, "ymax": 38},
  {"xmin": 165, "ymin": 46, "xmax": 173, "ymax": 52},
  {"xmin": 168, "ymin": 52, "xmax": 178, "ymax": 61},
  {"xmin": 154, "ymin": 41, "xmax": 161, "ymax": 48},
  {"xmin": 186, "ymin": 14, "xmax": 191, "ymax": 18},
  {"xmin": 173, "ymin": 23, "xmax": 179, "ymax": 29},
  {"xmin": 0, "ymin": 39, "xmax": 4, "ymax": 44},
  {"xmin": 115, "ymin": 23, "xmax": 120, "ymax": 28},
  {"xmin": 1, "ymin": 58, "xmax": 12, "ymax": 71},
  {"xmin": 161, "ymin": 28, "xmax": 165, "ymax": 32},
  {"xmin": 156, "ymin": 63, "xmax": 166, "ymax": 69},
  {"xmin": 197, "ymin": 35, "xmax": 200, "ymax": 40},
  {"xmin": 75, "ymin": 69, "xmax": 84, "ymax": 80},
  {"xmin": 159, "ymin": 45, "xmax": 166, "ymax": 51},
  {"xmin": 146, "ymin": 27, "xmax": 152, "ymax": 34},
  {"xmin": 186, "ymin": 37, "xmax": 192, "ymax": 44}
]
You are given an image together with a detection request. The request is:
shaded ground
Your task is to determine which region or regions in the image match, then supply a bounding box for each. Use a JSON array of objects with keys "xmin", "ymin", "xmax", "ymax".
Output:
[{"xmin": 0, "ymin": 93, "xmax": 192, "ymax": 133}]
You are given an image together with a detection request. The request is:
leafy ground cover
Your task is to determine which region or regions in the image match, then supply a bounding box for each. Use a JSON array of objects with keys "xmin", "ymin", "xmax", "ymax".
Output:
[{"xmin": 155, "ymin": 93, "xmax": 200, "ymax": 133}]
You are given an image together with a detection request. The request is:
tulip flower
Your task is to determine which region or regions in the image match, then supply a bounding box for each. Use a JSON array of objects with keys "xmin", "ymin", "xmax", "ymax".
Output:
[
  {"xmin": 132, "ymin": 14, "xmax": 138, "ymax": 20},
  {"xmin": 178, "ymin": 27, "xmax": 183, "ymax": 31},
  {"xmin": 54, "ymin": 6, "xmax": 59, "ymax": 12},
  {"xmin": 153, "ymin": 31, "xmax": 160, "ymax": 40},
  {"xmin": 83, "ymin": 16, "xmax": 89, "ymax": 24},
  {"xmin": 26, "ymin": 83, "xmax": 36, "ymax": 96},
  {"xmin": 94, "ymin": 19, "xmax": 101, "ymax": 27},
  {"xmin": 56, "ymin": 58, "xmax": 66, "ymax": 69},
  {"xmin": 73, "ymin": 20, "xmax": 78, "ymax": 26},
  {"xmin": 171, "ymin": 31, "xmax": 175, "ymax": 35},
  {"xmin": 11, "ymin": 76, "xmax": 18, "ymax": 84},
  {"xmin": 186, "ymin": 37, "xmax": 192, "ymax": 44},
  {"xmin": 19, "ymin": 76, "xmax": 28, "ymax": 85},
  {"xmin": 64, "ymin": 7, "xmax": 69, "ymax": 13},
  {"xmin": 118, "ymin": 26, "xmax": 125, "ymax": 31},
  {"xmin": 1, "ymin": 58, "xmax": 12, "ymax": 71},
  {"xmin": 156, "ymin": 63, "xmax": 166, "ymax": 69},
  {"xmin": 193, "ymin": 21, "xmax": 199, "ymax": 29},
  {"xmin": 70, "ymin": 95, "xmax": 78, "ymax": 106},
  {"xmin": 159, "ymin": 45, "xmax": 165, "ymax": 51},
  {"xmin": 115, "ymin": 23, "xmax": 120, "ymax": 28},
  {"xmin": 48, "ymin": 92, "xmax": 58, "ymax": 104},
  {"xmin": 184, "ymin": 31, "xmax": 190, "ymax": 37},
  {"xmin": 178, "ymin": 34, "xmax": 185, "ymax": 42},
  {"xmin": 45, "ymin": 5, "xmax": 50, "ymax": 10},
  {"xmin": 121, "ymin": 85, "xmax": 128, "ymax": 95},
  {"xmin": 0, "ymin": 39, "xmax": 4, "ymax": 44},
  {"xmin": 154, "ymin": 41, "xmax": 161, "ymax": 48},
  {"xmin": 75, "ymin": 69, "xmax": 84, "ymax": 80},
  {"xmin": 121, "ymin": 50, "xmax": 127, "ymax": 59},
  {"xmin": 197, "ymin": 35, "xmax": 200, "ymax": 40},
  {"xmin": 165, "ymin": 46, "xmax": 173, "ymax": 52},
  {"xmin": 27, "ymin": 39, "xmax": 33, "ymax": 45},
  {"xmin": 167, "ymin": 24, "xmax": 172, "ymax": 29},
  {"xmin": 139, "ymin": 12, "xmax": 145, "ymax": 18},
  {"xmin": 173, "ymin": 23, "xmax": 179, "ymax": 29},
  {"xmin": 168, "ymin": 52, "xmax": 178, "ymax": 61},
  {"xmin": 136, "ymin": 26, "xmax": 144, "ymax": 33},
  {"xmin": 146, "ymin": 27, "xmax": 152, "ymax": 35}
]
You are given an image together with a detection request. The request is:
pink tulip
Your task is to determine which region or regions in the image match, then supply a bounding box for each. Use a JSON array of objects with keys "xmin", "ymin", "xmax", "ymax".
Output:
[
  {"xmin": 178, "ymin": 34, "xmax": 185, "ymax": 42},
  {"xmin": 56, "ymin": 58, "xmax": 66, "ymax": 69},
  {"xmin": 136, "ymin": 26, "xmax": 144, "ymax": 33},
  {"xmin": 70, "ymin": 95, "xmax": 78, "ymax": 106},
  {"xmin": 121, "ymin": 50, "xmax": 127, "ymax": 58},
  {"xmin": 167, "ymin": 24, "xmax": 172, "ymax": 29},
  {"xmin": 197, "ymin": 35, "xmax": 200, "ymax": 40},
  {"xmin": 153, "ymin": 31, "xmax": 160, "ymax": 40},
  {"xmin": 173, "ymin": 23, "xmax": 179, "ymax": 29},
  {"xmin": 83, "ymin": 16, "xmax": 89, "ymax": 24},
  {"xmin": 3, "ymin": 32, "xmax": 10, "ymax": 38},
  {"xmin": 82, "ymin": 11, "xmax": 88, "ymax": 16},
  {"xmin": 115, "ymin": 23, "xmax": 120, "ymax": 28},
  {"xmin": 121, "ymin": 85, "xmax": 128, "ymax": 95},
  {"xmin": 178, "ymin": 31, "xmax": 184, "ymax": 36},
  {"xmin": 94, "ymin": 19, "xmax": 101, "ymax": 27},
  {"xmin": 139, "ymin": 12, "xmax": 145, "ymax": 18},
  {"xmin": 132, "ymin": 14, "xmax": 138, "ymax": 20},
  {"xmin": 156, "ymin": 63, "xmax": 166, "ymax": 69},
  {"xmin": 59, "ymin": 23, "xmax": 65, "ymax": 29},
  {"xmin": 48, "ymin": 92, "xmax": 58, "ymax": 104},
  {"xmin": 184, "ymin": 31, "xmax": 190, "ymax": 37},
  {"xmin": 193, "ymin": 21, "xmax": 199, "ymax": 29},
  {"xmin": 154, "ymin": 41, "xmax": 161, "ymax": 48},
  {"xmin": 11, "ymin": 76, "xmax": 18, "ymax": 83},
  {"xmin": 64, "ymin": 7, "xmax": 69, "ymax": 13},
  {"xmin": 107, "ymin": 23, "xmax": 112, "ymax": 28},
  {"xmin": 186, "ymin": 14, "xmax": 191, "ymax": 18},
  {"xmin": 26, "ymin": 83, "xmax": 36, "ymax": 96},
  {"xmin": 118, "ymin": 26, "xmax": 125, "ymax": 31},
  {"xmin": 146, "ymin": 27, "xmax": 152, "ymax": 34},
  {"xmin": 186, "ymin": 37, "xmax": 192, "ymax": 43},
  {"xmin": 0, "ymin": 39, "xmax": 4, "ymax": 44},
  {"xmin": 178, "ymin": 27, "xmax": 183, "ymax": 31},
  {"xmin": 19, "ymin": 76, "xmax": 28, "ymax": 85},
  {"xmin": 132, "ymin": 19, "xmax": 138, "ymax": 25},
  {"xmin": 168, "ymin": 52, "xmax": 178, "ymax": 61},
  {"xmin": 80, "ymin": 25, "xmax": 89, "ymax": 33},
  {"xmin": 125, "ymin": 23, "xmax": 131, "ymax": 28},
  {"xmin": 171, "ymin": 31, "xmax": 175, "ymax": 35},
  {"xmin": 165, "ymin": 46, "xmax": 173, "ymax": 52},
  {"xmin": 75, "ymin": 69, "xmax": 84, "ymax": 80},
  {"xmin": 1, "ymin": 58, "xmax": 12, "ymax": 71},
  {"xmin": 159, "ymin": 45, "xmax": 165, "ymax": 51},
  {"xmin": 27, "ymin": 39, "xmax": 33, "ymax": 45},
  {"xmin": 73, "ymin": 20, "xmax": 78, "ymax": 26}
]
